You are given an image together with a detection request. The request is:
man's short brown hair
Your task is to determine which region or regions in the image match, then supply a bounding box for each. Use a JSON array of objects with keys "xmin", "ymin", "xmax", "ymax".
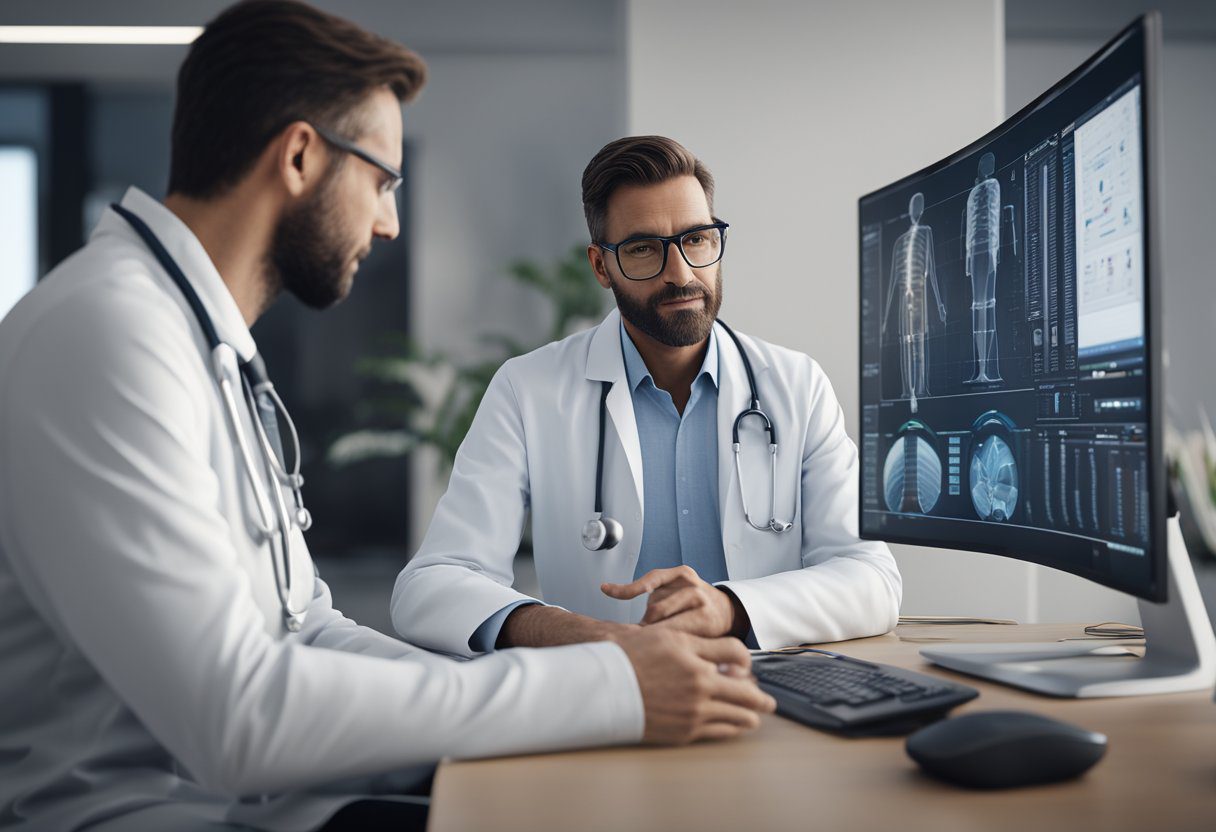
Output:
[
  {"xmin": 168, "ymin": 0, "xmax": 428, "ymax": 198},
  {"xmin": 580, "ymin": 136, "xmax": 715, "ymax": 243}
]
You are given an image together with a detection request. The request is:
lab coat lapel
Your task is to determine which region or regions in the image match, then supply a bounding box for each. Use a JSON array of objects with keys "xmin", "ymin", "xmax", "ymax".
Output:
[
  {"xmin": 585, "ymin": 310, "xmax": 645, "ymax": 523},
  {"xmin": 715, "ymin": 322, "xmax": 775, "ymax": 560},
  {"xmin": 716, "ymin": 322, "xmax": 746, "ymax": 540},
  {"xmin": 106, "ymin": 187, "xmax": 259, "ymax": 362}
]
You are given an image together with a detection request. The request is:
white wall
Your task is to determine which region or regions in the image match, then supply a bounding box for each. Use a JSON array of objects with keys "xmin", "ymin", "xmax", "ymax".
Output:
[
  {"xmin": 405, "ymin": 51, "xmax": 623, "ymax": 364},
  {"xmin": 400, "ymin": 13, "xmax": 627, "ymax": 550},
  {"xmin": 627, "ymin": 0, "xmax": 1044, "ymax": 619}
]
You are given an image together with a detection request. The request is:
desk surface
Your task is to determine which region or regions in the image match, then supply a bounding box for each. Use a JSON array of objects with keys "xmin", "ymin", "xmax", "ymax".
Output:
[{"xmin": 430, "ymin": 624, "xmax": 1216, "ymax": 832}]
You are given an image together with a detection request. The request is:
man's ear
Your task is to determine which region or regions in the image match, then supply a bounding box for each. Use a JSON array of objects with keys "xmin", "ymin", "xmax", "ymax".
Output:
[
  {"xmin": 587, "ymin": 244, "xmax": 612, "ymax": 290},
  {"xmin": 275, "ymin": 121, "xmax": 325, "ymax": 198}
]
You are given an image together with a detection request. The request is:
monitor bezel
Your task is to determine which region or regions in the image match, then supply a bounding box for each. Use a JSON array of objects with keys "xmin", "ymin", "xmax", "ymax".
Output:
[{"xmin": 856, "ymin": 13, "xmax": 1166, "ymax": 603}]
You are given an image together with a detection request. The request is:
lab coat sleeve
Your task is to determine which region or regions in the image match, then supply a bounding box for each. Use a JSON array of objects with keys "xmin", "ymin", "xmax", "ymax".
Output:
[
  {"xmin": 0, "ymin": 289, "xmax": 643, "ymax": 798},
  {"xmin": 718, "ymin": 359, "xmax": 902, "ymax": 649},
  {"xmin": 391, "ymin": 363, "xmax": 545, "ymax": 657},
  {"xmin": 298, "ymin": 576, "xmax": 431, "ymax": 661}
]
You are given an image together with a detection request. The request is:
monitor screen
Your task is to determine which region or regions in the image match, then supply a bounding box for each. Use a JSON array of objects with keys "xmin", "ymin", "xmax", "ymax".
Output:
[{"xmin": 858, "ymin": 19, "xmax": 1163, "ymax": 600}]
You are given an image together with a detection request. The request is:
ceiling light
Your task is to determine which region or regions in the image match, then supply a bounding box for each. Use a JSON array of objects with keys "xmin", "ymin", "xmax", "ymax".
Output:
[{"xmin": 0, "ymin": 26, "xmax": 202, "ymax": 45}]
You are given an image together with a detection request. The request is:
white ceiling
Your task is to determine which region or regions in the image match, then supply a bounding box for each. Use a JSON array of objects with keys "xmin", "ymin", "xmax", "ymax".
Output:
[
  {"xmin": 4, "ymin": 1, "xmax": 1213, "ymax": 88},
  {"xmin": 0, "ymin": 0, "xmax": 621, "ymax": 86}
]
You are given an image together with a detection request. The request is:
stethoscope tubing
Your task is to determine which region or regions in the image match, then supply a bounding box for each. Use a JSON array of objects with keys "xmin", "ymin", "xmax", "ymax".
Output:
[
  {"xmin": 112, "ymin": 203, "xmax": 310, "ymax": 631},
  {"xmin": 213, "ymin": 348, "xmax": 277, "ymax": 539},
  {"xmin": 584, "ymin": 319, "xmax": 794, "ymax": 550}
]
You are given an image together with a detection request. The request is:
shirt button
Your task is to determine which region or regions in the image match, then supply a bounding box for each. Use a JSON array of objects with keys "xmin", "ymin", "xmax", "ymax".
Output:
[{"xmin": 682, "ymin": 509, "xmax": 689, "ymax": 516}]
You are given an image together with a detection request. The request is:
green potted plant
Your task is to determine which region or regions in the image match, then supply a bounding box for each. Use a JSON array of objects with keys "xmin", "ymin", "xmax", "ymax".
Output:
[{"xmin": 328, "ymin": 243, "xmax": 605, "ymax": 473}]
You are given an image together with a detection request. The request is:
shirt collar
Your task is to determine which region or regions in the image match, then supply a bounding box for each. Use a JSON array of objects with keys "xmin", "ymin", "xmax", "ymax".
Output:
[
  {"xmin": 619, "ymin": 320, "xmax": 720, "ymax": 392},
  {"xmin": 93, "ymin": 186, "xmax": 259, "ymax": 362}
]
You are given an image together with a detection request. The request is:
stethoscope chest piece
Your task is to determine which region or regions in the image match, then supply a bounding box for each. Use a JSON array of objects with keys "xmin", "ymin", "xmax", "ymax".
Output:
[
  {"xmin": 582, "ymin": 380, "xmax": 624, "ymax": 551},
  {"xmin": 582, "ymin": 513, "xmax": 623, "ymax": 551}
]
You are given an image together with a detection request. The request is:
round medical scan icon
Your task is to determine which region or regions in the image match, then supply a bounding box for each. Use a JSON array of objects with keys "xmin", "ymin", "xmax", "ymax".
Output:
[
  {"xmin": 883, "ymin": 435, "xmax": 942, "ymax": 515},
  {"xmin": 970, "ymin": 435, "xmax": 1019, "ymax": 521}
]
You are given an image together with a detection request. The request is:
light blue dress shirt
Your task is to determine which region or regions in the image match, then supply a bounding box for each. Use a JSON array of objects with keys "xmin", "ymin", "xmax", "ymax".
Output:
[
  {"xmin": 468, "ymin": 324, "xmax": 730, "ymax": 652},
  {"xmin": 620, "ymin": 324, "xmax": 728, "ymax": 583}
]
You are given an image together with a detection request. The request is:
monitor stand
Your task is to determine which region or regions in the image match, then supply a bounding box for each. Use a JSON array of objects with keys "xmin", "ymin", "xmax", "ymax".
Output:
[{"xmin": 920, "ymin": 515, "xmax": 1216, "ymax": 697}]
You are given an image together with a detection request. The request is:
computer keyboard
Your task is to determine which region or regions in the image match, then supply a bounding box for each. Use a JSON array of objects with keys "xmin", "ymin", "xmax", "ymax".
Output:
[{"xmin": 752, "ymin": 649, "xmax": 978, "ymax": 735}]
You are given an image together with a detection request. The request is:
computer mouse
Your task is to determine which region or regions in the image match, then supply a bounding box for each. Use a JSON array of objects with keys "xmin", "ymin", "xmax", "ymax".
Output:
[{"xmin": 905, "ymin": 710, "xmax": 1107, "ymax": 788}]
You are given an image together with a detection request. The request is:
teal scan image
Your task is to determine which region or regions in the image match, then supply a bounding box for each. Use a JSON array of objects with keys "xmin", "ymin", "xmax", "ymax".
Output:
[
  {"xmin": 883, "ymin": 421, "xmax": 943, "ymax": 515},
  {"xmin": 969, "ymin": 411, "xmax": 1019, "ymax": 522},
  {"xmin": 858, "ymin": 22, "xmax": 1156, "ymax": 596}
]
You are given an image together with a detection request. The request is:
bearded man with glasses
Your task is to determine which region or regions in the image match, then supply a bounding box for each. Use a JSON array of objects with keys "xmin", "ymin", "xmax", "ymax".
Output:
[{"xmin": 393, "ymin": 135, "xmax": 902, "ymax": 660}]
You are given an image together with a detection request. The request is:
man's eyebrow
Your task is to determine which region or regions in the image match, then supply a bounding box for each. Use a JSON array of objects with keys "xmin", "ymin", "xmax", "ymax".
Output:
[
  {"xmin": 617, "ymin": 221, "xmax": 716, "ymax": 240},
  {"xmin": 618, "ymin": 228, "xmax": 661, "ymax": 240}
]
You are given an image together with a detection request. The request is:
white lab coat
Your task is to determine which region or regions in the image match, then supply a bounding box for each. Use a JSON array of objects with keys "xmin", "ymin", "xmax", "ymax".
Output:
[
  {"xmin": 392, "ymin": 309, "xmax": 902, "ymax": 657},
  {"xmin": 0, "ymin": 188, "xmax": 643, "ymax": 832}
]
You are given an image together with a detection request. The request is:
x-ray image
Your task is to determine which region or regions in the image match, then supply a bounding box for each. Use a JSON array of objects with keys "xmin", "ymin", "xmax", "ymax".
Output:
[
  {"xmin": 882, "ymin": 193, "xmax": 946, "ymax": 413},
  {"xmin": 883, "ymin": 421, "xmax": 942, "ymax": 514},
  {"xmin": 963, "ymin": 152, "xmax": 1017, "ymax": 385},
  {"xmin": 969, "ymin": 411, "xmax": 1020, "ymax": 522}
]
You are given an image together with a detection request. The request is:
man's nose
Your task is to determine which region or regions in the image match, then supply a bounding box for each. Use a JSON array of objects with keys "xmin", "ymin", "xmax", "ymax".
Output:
[
  {"xmin": 373, "ymin": 193, "xmax": 400, "ymax": 241},
  {"xmin": 660, "ymin": 241, "xmax": 696, "ymax": 285}
]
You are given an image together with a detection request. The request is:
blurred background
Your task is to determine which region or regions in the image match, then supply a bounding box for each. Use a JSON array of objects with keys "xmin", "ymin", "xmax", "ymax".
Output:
[{"xmin": 1, "ymin": 0, "xmax": 1212, "ymax": 634}]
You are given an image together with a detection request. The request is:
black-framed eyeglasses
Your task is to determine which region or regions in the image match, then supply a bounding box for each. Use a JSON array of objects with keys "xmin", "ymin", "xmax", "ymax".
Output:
[
  {"xmin": 597, "ymin": 220, "xmax": 729, "ymax": 281},
  {"xmin": 309, "ymin": 122, "xmax": 404, "ymax": 195}
]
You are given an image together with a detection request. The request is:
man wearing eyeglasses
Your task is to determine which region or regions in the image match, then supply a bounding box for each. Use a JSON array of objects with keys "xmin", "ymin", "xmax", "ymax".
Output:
[
  {"xmin": 393, "ymin": 136, "xmax": 902, "ymax": 657},
  {"xmin": 0, "ymin": 6, "xmax": 781, "ymax": 831}
]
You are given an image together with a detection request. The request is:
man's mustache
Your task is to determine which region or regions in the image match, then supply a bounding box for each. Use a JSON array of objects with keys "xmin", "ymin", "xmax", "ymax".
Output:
[{"xmin": 652, "ymin": 286, "xmax": 708, "ymax": 305}]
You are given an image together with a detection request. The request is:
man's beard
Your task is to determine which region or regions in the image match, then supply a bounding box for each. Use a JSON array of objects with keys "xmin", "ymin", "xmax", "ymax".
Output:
[
  {"xmin": 610, "ymin": 269, "xmax": 723, "ymax": 347},
  {"xmin": 268, "ymin": 174, "xmax": 367, "ymax": 310}
]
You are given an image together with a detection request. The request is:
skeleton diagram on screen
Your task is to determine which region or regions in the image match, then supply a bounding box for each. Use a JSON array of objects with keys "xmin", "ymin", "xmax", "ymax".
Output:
[
  {"xmin": 882, "ymin": 193, "xmax": 946, "ymax": 414},
  {"xmin": 962, "ymin": 152, "xmax": 1017, "ymax": 384}
]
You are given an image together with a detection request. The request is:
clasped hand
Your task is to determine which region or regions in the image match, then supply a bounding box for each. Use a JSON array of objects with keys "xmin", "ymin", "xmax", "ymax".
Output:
[{"xmin": 602, "ymin": 565, "xmax": 747, "ymax": 639}]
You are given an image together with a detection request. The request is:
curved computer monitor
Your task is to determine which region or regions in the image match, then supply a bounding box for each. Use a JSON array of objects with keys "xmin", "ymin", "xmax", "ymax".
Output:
[{"xmin": 857, "ymin": 15, "xmax": 1164, "ymax": 603}]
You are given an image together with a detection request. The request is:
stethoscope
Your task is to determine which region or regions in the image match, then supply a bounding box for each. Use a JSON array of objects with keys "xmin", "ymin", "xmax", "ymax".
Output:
[
  {"xmin": 112, "ymin": 204, "xmax": 311, "ymax": 632},
  {"xmin": 581, "ymin": 320, "xmax": 794, "ymax": 551}
]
